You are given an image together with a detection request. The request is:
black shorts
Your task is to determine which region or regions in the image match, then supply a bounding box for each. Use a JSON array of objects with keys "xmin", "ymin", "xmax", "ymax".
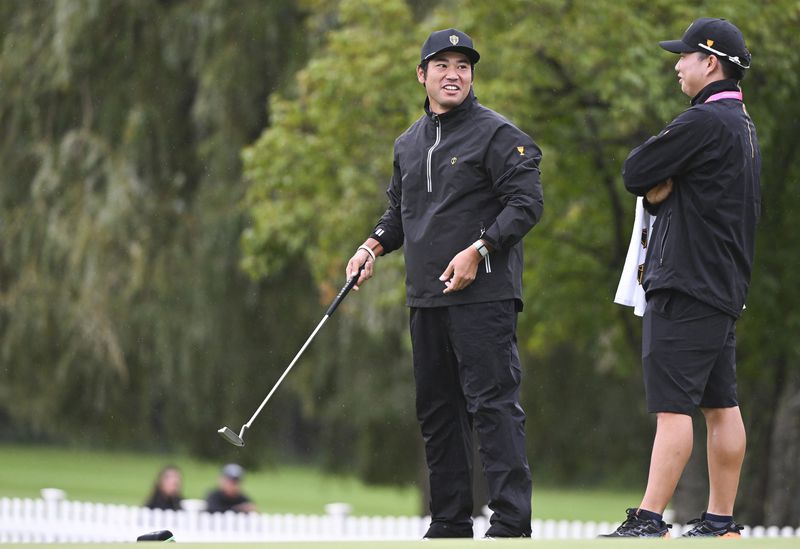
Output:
[{"xmin": 642, "ymin": 290, "xmax": 739, "ymax": 415}]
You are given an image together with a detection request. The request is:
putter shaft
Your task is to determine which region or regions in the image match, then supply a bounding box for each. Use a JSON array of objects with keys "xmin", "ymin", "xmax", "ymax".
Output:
[{"xmin": 217, "ymin": 266, "xmax": 363, "ymax": 447}]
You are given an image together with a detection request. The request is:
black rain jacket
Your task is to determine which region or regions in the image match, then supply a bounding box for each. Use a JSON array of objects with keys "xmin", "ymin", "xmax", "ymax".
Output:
[
  {"xmin": 623, "ymin": 79, "xmax": 761, "ymax": 318},
  {"xmin": 371, "ymin": 90, "xmax": 543, "ymax": 309}
]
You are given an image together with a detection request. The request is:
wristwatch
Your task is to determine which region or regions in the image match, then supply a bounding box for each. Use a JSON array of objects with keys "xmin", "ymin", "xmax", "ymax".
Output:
[{"xmin": 472, "ymin": 240, "xmax": 489, "ymax": 258}]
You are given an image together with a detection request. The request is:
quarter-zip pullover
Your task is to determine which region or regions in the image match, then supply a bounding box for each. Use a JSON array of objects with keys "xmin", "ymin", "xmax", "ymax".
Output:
[{"xmin": 371, "ymin": 90, "xmax": 544, "ymax": 308}]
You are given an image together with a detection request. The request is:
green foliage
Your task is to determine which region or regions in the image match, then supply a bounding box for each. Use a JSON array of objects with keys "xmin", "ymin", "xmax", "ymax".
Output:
[
  {"xmin": 243, "ymin": 0, "xmax": 420, "ymax": 483},
  {"xmin": 242, "ymin": 0, "xmax": 419, "ymax": 283},
  {"xmin": 0, "ymin": 0, "xmax": 310, "ymax": 458},
  {"xmin": 2, "ymin": 0, "xmax": 798, "ymax": 525},
  {"xmin": 242, "ymin": 0, "xmax": 800, "ymax": 522}
]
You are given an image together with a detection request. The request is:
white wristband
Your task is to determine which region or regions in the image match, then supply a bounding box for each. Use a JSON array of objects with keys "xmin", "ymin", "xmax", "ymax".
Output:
[
  {"xmin": 357, "ymin": 245, "xmax": 376, "ymax": 262},
  {"xmin": 473, "ymin": 240, "xmax": 489, "ymax": 258}
]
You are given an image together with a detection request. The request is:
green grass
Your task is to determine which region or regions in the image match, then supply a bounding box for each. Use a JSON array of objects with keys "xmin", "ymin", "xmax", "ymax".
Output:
[
  {"xmin": 0, "ymin": 444, "xmax": 641, "ymax": 520},
  {"xmin": 0, "ymin": 445, "xmax": 417, "ymax": 516},
  {"xmin": 3, "ymin": 541, "xmax": 799, "ymax": 549},
  {"xmin": 532, "ymin": 487, "xmax": 639, "ymax": 522}
]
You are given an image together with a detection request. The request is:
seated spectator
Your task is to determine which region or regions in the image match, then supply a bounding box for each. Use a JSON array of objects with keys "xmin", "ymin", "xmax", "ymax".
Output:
[
  {"xmin": 205, "ymin": 463, "xmax": 256, "ymax": 513},
  {"xmin": 144, "ymin": 465, "xmax": 183, "ymax": 511}
]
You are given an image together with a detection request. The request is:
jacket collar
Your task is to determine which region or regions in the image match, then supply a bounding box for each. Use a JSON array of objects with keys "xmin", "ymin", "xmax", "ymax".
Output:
[
  {"xmin": 424, "ymin": 88, "xmax": 477, "ymax": 123},
  {"xmin": 691, "ymin": 78, "xmax": 741, "ymax": 106}
]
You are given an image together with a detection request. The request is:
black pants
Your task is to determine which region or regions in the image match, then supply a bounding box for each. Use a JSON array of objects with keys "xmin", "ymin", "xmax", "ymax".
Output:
[{"xmin": 410, "ymin": 300, "xmax": 532, "ymax": 536}]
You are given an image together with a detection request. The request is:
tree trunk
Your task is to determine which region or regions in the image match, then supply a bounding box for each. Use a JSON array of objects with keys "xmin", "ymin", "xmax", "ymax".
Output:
[
  {"xmin": 737, "ymin": 353, "xmax": 789, "ymax": 526},
  {"xmin": 764, "ymin": 371, "xmax": 800, "ymax": 526}
]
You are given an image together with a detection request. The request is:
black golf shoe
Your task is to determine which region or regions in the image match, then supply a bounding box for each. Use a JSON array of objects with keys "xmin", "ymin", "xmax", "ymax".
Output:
[
  {"xmin": 681, "ymin": 515, "xmax": 742, "ymax": 538},
  {"xmin": 483, "ymin": 523, "xmax": 531, "ymax": 539},
  {"xmin": 600, "ymin": 508, "xmax": 672, "ymax": 538},
  {"xmin": 422, "ymin": 521, "xmax": 473, "ymax": 539},
  {"xmin": 483, "ymin": 533, "xmax": 531, "ymax": 540}
]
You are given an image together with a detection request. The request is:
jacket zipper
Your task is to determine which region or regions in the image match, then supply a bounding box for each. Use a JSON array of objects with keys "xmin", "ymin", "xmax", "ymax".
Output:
[
  {"xmin": 426, "ymin": 115, "xmax": 441, "ymax": 193},
  {"xmin": 480, "ymin": 223, "xmax": 491, "ymax": 274},
  {"xmin": 659, "ymin": 212, "xmax": 672, "ymax": 266},
  {"xmin": 743, "ymin": 106, "xmax": 755, "ymax": 158}
]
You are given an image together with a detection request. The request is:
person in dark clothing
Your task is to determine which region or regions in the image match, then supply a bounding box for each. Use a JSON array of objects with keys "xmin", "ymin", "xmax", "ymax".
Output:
[
  {"xmin": 345, "ymin": 28, "xmax": 543, "ymax": 539},
  {"xmin": 603, "ymin": 18, "xmax": 760, "ymax": 539},
  {"xmin": 144, "ymin": 465, "xmax": 183, "ymax": 511},
  {"xmin": 205, "ymin": 463, "xmax": 256, "ymax": 514}
]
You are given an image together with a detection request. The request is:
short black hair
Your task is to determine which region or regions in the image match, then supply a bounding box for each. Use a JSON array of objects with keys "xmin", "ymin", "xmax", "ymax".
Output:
[
  {"xmin": 418, "ymin": 59, "xmax": 475, "ymax": 79},
  {"xmin": 696, "ymin": 52, "xmax": 746, "ymax": 81},
  {"xmin": 720, "ymin": 59, "xmax": 746, "ymax": 81}
]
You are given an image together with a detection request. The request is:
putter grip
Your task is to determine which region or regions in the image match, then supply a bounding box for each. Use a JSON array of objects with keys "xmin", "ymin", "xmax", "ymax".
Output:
[{"xmin": 325, "ymin": 264, "xmax": 365, "ymax": 317}]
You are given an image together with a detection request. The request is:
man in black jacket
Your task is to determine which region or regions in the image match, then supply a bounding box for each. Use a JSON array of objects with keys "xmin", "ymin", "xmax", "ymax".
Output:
[
  {"xmin": 604, "ymin": 18, "xmax": 760, "ymax": 538},
  {"xmin": 346, "ymin": 28, "xmax": 543, "ymax": 539}
]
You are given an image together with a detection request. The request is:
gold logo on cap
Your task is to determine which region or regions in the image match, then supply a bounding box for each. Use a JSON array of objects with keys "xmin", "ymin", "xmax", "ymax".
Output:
[
  {"xmin": 517, "ymin": 146, "xmax": 525, "ymax": 156},
  {"xmin": 449, "ymin": 35, "xmax": 459, "ymax": 45},
  {"xmin": 707, "ymin": 39, "xmax": 714, "ymax": 47}
]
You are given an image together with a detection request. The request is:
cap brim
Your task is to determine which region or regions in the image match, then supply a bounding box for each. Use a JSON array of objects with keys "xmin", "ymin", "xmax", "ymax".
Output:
[
  {"xmin": 659, "ymin": 39, "xmax": 698, "ymax": 54},
  {"xmin": 423, "ymin": 46, "xmax": 480, "ymax": 64}
]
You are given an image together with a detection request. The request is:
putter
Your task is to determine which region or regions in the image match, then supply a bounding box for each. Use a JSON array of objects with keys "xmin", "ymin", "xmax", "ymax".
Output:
[
  {"xmin": 218, "ymin": 264, "xmax": 365, "ymax": 447},
  {"xmin": 136, "ymin": 529, "xmax": 175, "ymax": 542}
]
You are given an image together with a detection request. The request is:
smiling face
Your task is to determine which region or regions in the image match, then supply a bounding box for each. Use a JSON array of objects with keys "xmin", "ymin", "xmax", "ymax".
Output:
[
  {"xmin": 417, "ymin": 51, "xmax": 473, "ymax": 114},
  {"xmin": 675, "ymin": 51, "xmax": 719, "ymax": 97}
]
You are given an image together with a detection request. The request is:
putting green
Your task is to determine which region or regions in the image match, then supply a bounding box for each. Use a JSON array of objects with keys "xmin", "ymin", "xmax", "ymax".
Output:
[{"xmin": 3, "ymin": 538, "xmax": 799, "ymax": 548}]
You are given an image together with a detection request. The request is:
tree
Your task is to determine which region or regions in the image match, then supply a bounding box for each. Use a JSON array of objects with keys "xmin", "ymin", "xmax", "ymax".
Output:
[
  {"xmin": 243, "ymin": 0, "xmax": 800, "ymax": 524},
  {"xmin": 0, "ymin": 0, "xmax": 311, "ymax": 462},
  {"xmin": 242, "ymin": 0, "xmax": 422, "ymax": 483},
  {"xmin": 2, "ymin": 0, "xmax": 797, "ymax": 525}
]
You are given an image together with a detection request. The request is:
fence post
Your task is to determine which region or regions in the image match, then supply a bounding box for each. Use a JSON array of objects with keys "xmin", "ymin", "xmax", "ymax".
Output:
[
  {"xmin": 39, "ymin": 488, "xmax": 67, "ymax": 543},
  {"xmin": 325, "ymin": 502, "xmax": 352, "ymax": 539}
]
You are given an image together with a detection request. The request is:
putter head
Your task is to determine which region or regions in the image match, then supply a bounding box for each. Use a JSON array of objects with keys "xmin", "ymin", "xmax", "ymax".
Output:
[
  {"xmin": 217, "ymin": 426, "xmax": 245, "ymax": 447},
  {"xmin": 137, "ymin": 529, "xmax": 175, "ymax": 542}
]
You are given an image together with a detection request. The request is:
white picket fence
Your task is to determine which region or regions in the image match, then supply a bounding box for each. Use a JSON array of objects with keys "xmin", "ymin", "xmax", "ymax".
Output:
[{"xmin": 1, "ymin": 496, "xmax": 799, "ymax": 543}]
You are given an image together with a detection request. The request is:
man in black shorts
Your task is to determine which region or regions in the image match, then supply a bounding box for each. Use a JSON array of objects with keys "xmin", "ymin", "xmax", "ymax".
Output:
[{"xmin": 603, "ymin": 18, "xmax": 760, "ymax": 538}]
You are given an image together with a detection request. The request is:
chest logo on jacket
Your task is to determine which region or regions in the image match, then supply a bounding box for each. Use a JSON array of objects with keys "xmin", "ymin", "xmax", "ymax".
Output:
[
  {"xmin": 517, "ymin": 146, "xmax": 525, "ymax": 156},
  {"xmin": 450, "ymin": 156, "xmax": 457, "ymax": 165}
]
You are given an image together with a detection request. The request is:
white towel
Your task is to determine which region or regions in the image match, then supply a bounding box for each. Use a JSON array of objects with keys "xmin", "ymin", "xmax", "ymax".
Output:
[{"xmin": 614, "ymin": 197, "xmax": 655, "ymax": 317}]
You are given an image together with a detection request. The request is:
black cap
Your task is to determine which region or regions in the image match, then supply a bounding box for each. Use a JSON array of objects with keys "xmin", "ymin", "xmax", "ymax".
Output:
[
  {"xmin": 420, "ymin": 28, "xmax": 480, "ymax": 65},
  {"xmin": 659, "ymin": 18, "xmax": 750, "ymax": 69}
]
